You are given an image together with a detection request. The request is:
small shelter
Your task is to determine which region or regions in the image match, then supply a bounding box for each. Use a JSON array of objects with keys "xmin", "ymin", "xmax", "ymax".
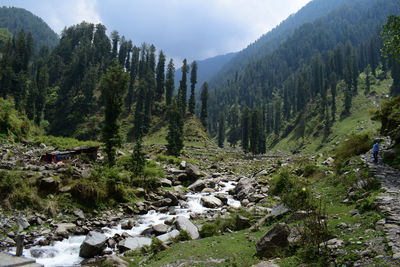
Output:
[{"xmin": 40, "ymin": 146, "xmax": 99, "ymax": 164}]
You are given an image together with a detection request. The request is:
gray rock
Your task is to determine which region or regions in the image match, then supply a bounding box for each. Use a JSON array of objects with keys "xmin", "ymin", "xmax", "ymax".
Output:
[
  {"xmin": 164, "ymin": 191, "xmax": 179, "ymax": 206},
  {"xmin": 174, "ymin": 216, "xmax": 199, "ymax": 239},
  {"xmin": 55, "ymin": 223, "xmax": 76, "ymax": 238},
  {"xmin": 17, "ymin": 217, "xmax": 30, "ymax": 230},
  {"xmin": 236, "ymin": 215, "xmax": 251, "ymax": 230},
  {"xmin": 154, "ymin": 198, "xmax": 173, "ymax": 207},
  {"xmin": 79, "ymin": 231, "xmax": 107, "ymax": 258},
  {"xmin": 104, "ymin": 255, "xmax": 129, "ymax": 267},
  {"xmin": 39, "ymin": 177, "xmax": 59, "ymax": 192},
  {"xmin": 188, "ymin": 179, "xmax": 213, "ymax": 192},
  {"xmin": 271, "ymin": 204, "xmax": 289, "ymax": 217},
  {"xmin": 256, "ymin": 223, "xmax": 290, "ymax": 258},
  {"xmin": 160, "ymin": 178, "xmax": 173, "ymax": 187},
  {"xmin": 251, "ymin": 261, "xmax": 280, "ymax": 267},
  {"xmin": 201, "ymin": 196, "xmax": 223, "ymax": 208},
  {"xmin": 73, "ymin": 209, "xmax": 85, "ymax": 220},
  {"xmin": 121, "ymin": 219, "xmax": 135, "ymax": 230},
  {"xmin": 214, "ymin": 193, "xmax": 228, "ymax": 205},
  {"xmin": 235, "ymin": 177, "xmax": 255, "ymax": 200},
  {"xmin": 186, "ymin": 164, "xmax": 202, "ymax": 179},
  {"xmin": 30, "ymin": 248, "xmax": 57, "ymax": 258},
  {"xmin": 152, "ymin": 224, "xmax": 169, "ymax": 235},
  {"xmin": 118, "ymin": 237, "xmax": 152, "ymax": 253},
  {"xmin": 156, "ymin": 230, "xmax": 180, "ymax": 243}
]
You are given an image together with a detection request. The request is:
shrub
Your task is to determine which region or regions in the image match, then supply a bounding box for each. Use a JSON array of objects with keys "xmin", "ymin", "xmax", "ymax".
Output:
[
  {"xmin": 156, "ymin": 154, "xmax": 181, "ymax": 165},
  {"xmin": 303, "ymin": 164, "xmax": 320, "ymax": 177},
  {"xmin": 271, "ymin": 170, "xmax": 294, "ymax": 196},
  {"xmin": 200, "ymin": 222, "xmax": 221, "ymax": 238},
  {"xmin": 174, "ymin": 230, "xmax": 192, "ymax": 241},
  {"xmin": 335, "ymin": 134, "xmax": 372, "ymax": 162}
]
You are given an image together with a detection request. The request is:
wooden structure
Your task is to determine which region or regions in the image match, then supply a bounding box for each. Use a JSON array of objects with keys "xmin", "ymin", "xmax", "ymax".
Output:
[{"xmin": 40, "ymin": 146, "xmax": 99, "ymax": 164}]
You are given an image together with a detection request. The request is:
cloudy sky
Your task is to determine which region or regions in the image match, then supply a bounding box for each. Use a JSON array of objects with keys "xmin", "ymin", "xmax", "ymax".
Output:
[{"xmin": 2, "ymin": 0, "xmax": 312, "ymax": 62}]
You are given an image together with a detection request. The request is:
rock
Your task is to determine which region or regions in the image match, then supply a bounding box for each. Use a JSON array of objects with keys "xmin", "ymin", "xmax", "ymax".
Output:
[
  {"xmin": 55, "ymin": 223, "xmax": 77, "ymax": 238},
  {"xmin": 201, "ymin": 196, "xmax": 223, "ymax": 208},
  {"xmin": 236, "ymin": 215, "xmax": 251, "ymax": 230},
  {"xmin": 160, "ymin": 178, "xmax": 173, "ymax": 187},
  {"xmin": 188, "ymin": 180, "xmax": 208, "ymax": 192},
  {"xmin": 241, "ymin": 199, "xmax": 250, "ymax": 206},
  {"xmin": 154, "ymin": 198, "xmax": 173, "ymax": 207},
  {"xmin": 163, "ymin": 191, "xmax": 180, "ymax": 206},
  {"xmin": 252, "ymin": 261, "xmax": 280, "ymax": 267},
  {"xmin": 121, "ymin": 219, "xmax": 135, "ymax": 230},
  {"xmin": 321, "ymin": 238, "xmax": 344, "ymax": 250},
  {"xmin": 201, "ymin": 188, "xmax": 216, "ymax": 193},
  {"xmin": 30, "ymin": 248, "xmax": 57, "ymax": 258},
  {"xmin": 118, "ymin": 237, "xmax": 152, "ymax": 253},
  {"xmin": 256, "ymin": 223, "xmax": 290, "ymax": 258},
  {"xmin": 39, "ymin": 177, "xmax": 59, "ymax": 192},
  {"xmin": 186, "ymin": 163, "xmax": 202, "ymax": 179},
  {"xmin": 235, "ymin": 177, "xmax": 255, "ymax": 200},
  {"xmin": 140, "ymin": 228, "xmax": 155, "ymax": 237},
  {"xmin": 152, "ymin": 224, "xmax": 169, "ymax": 235},
  {"xmin": 104, "ymin": 255, "xmax": 129, "ymax": 267},
  {"xmin": 180, "ymin": 161, "xmax": 187, "ymax": 169},
  {"xmin": 79, "ymin": 231, "xmax": 107, "ymax": 258},
  {"xmin": 73, "ymin": 209, "xmax": 85, "ymax": 220},
  {"xmin": 271, "ymin": 204, "xmax": 289, "ymax": 217},
  {"xmin": 249, "ymin": 194, "xmax": 265, "ymax": 203},
  {"xmin": 174, "ymin": 216, "xmax": 199, "ymax": 239},
  {"xmin": 17, "ymin": 217, "xmax": 30, "ymax": 230},
  {"xmin": 157, "ymin": 229, "xmax": 180, "ymax": 243},
  {"xmin": 323, "ymin": 157, "xmax": 335, "ymax": 166},
  {"xmin": 214, "ymin": 193, "xmax": 228, "ymax": 205}
]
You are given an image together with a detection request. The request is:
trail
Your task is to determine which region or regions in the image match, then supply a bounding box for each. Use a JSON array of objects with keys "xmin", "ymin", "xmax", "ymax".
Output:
[{"xmin": 362, "ymin": 137, "xmax": 400, "ymax": 260}]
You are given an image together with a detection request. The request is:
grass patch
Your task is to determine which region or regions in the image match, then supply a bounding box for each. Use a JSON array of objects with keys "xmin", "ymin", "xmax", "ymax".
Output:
[{"xmin": 32, "ymin": 135, "xmax": 101, "ymax": 150}]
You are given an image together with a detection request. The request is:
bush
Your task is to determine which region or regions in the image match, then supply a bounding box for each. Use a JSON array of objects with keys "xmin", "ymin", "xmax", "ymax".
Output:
[
  {"xmin": 156, "ymin": 154, "xmax": 181, "ymax": 165},
  {"xmin": 303, "ymin": 164, "xmax": 320, "ymax": 178},
  {"xmin": 334, "ymin": 134, "xmax": 372, "ymax": 171},
  {"xmin": 200, "ymin": 222, "xmax": 221, "ymax": 238},
  {"xmin": 271, "ymin": 170, "xmax": 293, "ymax": 196},
  {"xmin": 174, "ymin": 230, "xmax": 192, "ymax": 241}
]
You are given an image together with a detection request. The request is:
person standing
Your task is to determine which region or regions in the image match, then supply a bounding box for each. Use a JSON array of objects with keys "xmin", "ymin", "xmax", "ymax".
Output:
[{"xmin": 372, "ymin": 141, "xmax": 379, "ymax": 163}]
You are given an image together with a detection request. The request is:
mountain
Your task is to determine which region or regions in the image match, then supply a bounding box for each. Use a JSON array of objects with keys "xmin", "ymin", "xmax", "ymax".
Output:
[
  {"xmin": 209, "ymin": 0, "xmax": 350, "ymax": 86},
  {"xmin": 207, "ymin": 0, "xmax": 400, "ymax": 152},
  {"xmin": 175, "ymin": 52, "xmax": 236, "ymax": 92},
  {"xmin": 0, "ymin": 6, "xmax": 59, "ymax": 49}
]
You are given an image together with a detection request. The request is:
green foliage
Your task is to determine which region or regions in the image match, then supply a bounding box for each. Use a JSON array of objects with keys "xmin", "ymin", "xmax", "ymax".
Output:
[
  {"xmin": 373, "ymin": 96, "xmax": 400, "ymax": 142},
  {"xmin": 156, "ymin": 154, "xmax": 181, "ymax": 165},
  {"xmin": 174, "ymin": 230, "xmax": 192, "ymax": 242},
  {"xmin": 166, "ymin": 102, "xmax": 184, "ymax": 156},
  {"xmin": 382, "ymin": 15, "xmax": 400, "ymax": 62},
  {"xmin": 131, "ymin": 138, "xmax": 146, "ymax": 176},
  {"xmin": 0, "ymin": 98, "xmax": 37, "ymax": 140},
  {"xmin": 101, "ymin": 61, "xmax": 129, "ymax": 166},
  {"xmin": 32, "ymin": 135, "xmax": 100, "ymax": 150},
  {"xmin": 334, "ymin": 133, "xmax": 372, "ymax": 170}
]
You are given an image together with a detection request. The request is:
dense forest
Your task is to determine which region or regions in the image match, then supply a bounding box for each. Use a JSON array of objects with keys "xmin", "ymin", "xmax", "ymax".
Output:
[
  {"xmin": 207, "ymin": 0, "xmax": 400, "ymax": 153},
  {"xmin": 0, "ymin": 7, "xmax": 59, "ymax": 50}
]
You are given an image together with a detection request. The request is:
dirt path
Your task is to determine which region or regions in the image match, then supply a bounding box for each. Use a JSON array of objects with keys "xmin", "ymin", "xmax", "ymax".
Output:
[{"xmin": 362, "ymin": 137, "xmax": 400, "ymax": 260}]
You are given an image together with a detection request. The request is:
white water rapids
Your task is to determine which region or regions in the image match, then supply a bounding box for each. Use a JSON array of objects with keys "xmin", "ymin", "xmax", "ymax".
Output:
[{"xmin": 18, "ymin": 180, "xmax": 240, "ymax": 267}]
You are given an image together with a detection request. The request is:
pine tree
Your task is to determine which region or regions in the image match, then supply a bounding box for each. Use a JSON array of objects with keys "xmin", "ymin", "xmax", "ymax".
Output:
[
  {"xmin": 189, "ymin": 61, "xmax": 197, "ymax": 114},
  {"xmin": 200, "ymin": 82, "xmax": 208, "ymax": 129},
  {"xmin": 111, "ymin": 31, "xmax": 120, "ymax": 59},
  {"xmin": 155, "ymin": 51, "xmax": 166, "ymax": 102},
  {"xmin": 390, "ymin": 61, "xmax": 400, "ymax": 97},
  {"xmin": 178, "ymin": 59, "xmax": 189, "ymax": 114},
  {"xmin": 250, "ymin": 109, "xmax": 260, "ymax": 154},
  {"xmin": 365, "ymin": 65, "xmax": 372, "ymax": 95},
  {"xmin": 166, "ymin": 101, "xmax": 184, "ymax": 156},
  {"xmin": 218, "ymin": 114, "xmax": 225, "ymax": 148},
  {"xmin": 133, "ymin": 80, "xmax": 146, "ymax": 140},
  {"xmin": 329, "ymin": 72, "xmax": 337, "ymax": 122},
  {"xmin": 241, "ymin": 108, "xmax": 250, "ymax": 153},
  {"xmin": 165, "ymin": 59, "xmax": 175, "ymax": 106},
  {"xmin": 131, "ymin": 137, "xmax": 146, "ymax": 176},
  {"xmin": 101, "ymin": 61, "xmax": 129, "ymax": 166}
]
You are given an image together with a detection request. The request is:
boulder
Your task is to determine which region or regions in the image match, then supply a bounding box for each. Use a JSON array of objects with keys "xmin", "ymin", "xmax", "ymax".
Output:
[
  {"xmin": 174, "ymin": 216, "xmax": 199, "ymax": 239},
  {"xmin": 235, "ymin": 177, "xmax": 255, "ymax": 200},
  {"xmin": 154, "ymin": 198, "xmax": 173, "ymax": 207},
  {"xmin": 201, "ymin": 188, "xmax": 216, "ymax": 193},
  {"xmin": 256, "ymin": 223, "xmax": 290, "ymax": 258},
  {"xmin": 39, "ymin": 177, "xmax": 59, "ymax": 192},
  {"xmin": 73, "ymin": 209, "xmax": 85, "ymax": 220},
  {"xmin": 121, "ymin": 219, "xmax": 135, "ymax": 230},
  {"xmin": 323, "ymin": 157, "xmax": 335, "ymax": 166},
  {"xmin": 118, "ymin": 237, "xmax": 152, "ymax": 253},
  {"xmin": 271, "ymin": 204, "xmax": 289, "ymax": 218},
  {"xmin": 236, "ymin": 215, "xmax": 251, "ymax": 230},
  {"xmin": 214, "ymin": 193, "xmax": 228, "ymax": 205},
  {"xmin": 104, "ymin": 255, "xmax": 129, "ymax": 267},
  {"xmin": 157, "ymin": 229, "xmax": 180, "ymax": 243},
  {"xmin": 185, "ymin": 164, "xmax": 202, "ymax": 179},
  {"xmin": 55, "ymin": 223, "xmax": 76, "ymax": 238},
  {"xmin": 79, "ymin": 231, "xmax": 107, "ymax": 258},
  {"xmin": 188, "ymin": 180, "xmax": 208, "ymax": 192},
  {"xmin": 201, "ymin": 196, "xmax": 223, "ymax": 208},
  {"xmin": 163, "ymin": 191, "xmax": 179, "ymax": 206},
  {"xmin": 17, "ymin": 217, "xmax": 30, "ymax": 230},
  {"xmin": 160, "ymin": 178, "xmax": 173, "ymax": 187},
  {"xmin": 152, "ymin": 224, "xmax": 169, "ymax": 235}
]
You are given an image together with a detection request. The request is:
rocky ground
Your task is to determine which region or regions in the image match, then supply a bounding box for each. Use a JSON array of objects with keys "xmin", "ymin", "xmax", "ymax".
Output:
[{"xmin": 362, "ymin": 137, "xmax": 400, "ymax": 263}]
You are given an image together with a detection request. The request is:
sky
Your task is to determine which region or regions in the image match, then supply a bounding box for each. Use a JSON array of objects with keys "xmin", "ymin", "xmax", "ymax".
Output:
[{"xmin": 1, "ymin": 0, "xmax": 312, "ymax": 62}]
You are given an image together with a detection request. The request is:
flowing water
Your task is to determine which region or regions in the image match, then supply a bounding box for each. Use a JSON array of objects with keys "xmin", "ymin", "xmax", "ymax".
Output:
[{"xmin": 20, "ymin": 180, "xmax": 240, "ymax": 267}]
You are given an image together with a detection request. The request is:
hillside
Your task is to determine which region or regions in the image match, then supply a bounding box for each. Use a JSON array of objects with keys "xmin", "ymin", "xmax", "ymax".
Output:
[
  {"xmin": 0, "ymin": 6, "xmax": 59, "ymax": 49},
  {"xmin": 209, "ymin": 0, "xmax": 350, "ymax": 87},
  {"xmin": 206, "ymin": 0, "xmax": 400, "ymax": 152}
]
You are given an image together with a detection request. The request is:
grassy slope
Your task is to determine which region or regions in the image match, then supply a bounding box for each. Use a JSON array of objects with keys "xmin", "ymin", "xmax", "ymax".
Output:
[{"xmin": 272, "ymin": 72, "xmax": 392, "ymax": 154}]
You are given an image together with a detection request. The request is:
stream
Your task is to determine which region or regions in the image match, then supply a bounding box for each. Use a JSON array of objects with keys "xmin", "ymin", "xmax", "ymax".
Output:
[{"xmin": 19, "ymin": 180, "xmax": 241, "ymax": 267}]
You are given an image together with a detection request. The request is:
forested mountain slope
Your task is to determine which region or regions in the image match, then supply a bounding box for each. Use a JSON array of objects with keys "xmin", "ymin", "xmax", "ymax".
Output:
[
  {"xmin": 209, "ymin": 0, "xmax": 350, "ymax": 86},
  {"xmin": 207, "ymin": 0, "xmax": 400, "ymax": 154},
  {"xmin": 0, "ymin": 7, "xmax": 59, "ymax": 49}
]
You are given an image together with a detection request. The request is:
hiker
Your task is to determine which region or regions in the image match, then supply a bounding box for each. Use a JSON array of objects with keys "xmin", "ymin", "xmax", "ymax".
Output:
[{"xmin": 372, "ymin": 141, "xmax": 379, "ymax": 163}]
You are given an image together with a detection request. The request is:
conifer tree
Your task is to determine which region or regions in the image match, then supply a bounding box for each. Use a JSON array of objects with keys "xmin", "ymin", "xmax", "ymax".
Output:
[
  {"xmin": 178, "ymin": 59, "xmax": 189, "ymax": 114},
  {"xmin": 250, "ymin": 109, "xmax": 260, "ymax": 154},
  {"xmin": 200, "ymin": 82, "xmax": 208, "ymax": 129},
  {"xmin": 165, "ymin": 59, "xmax": 175, "ymax": 106},
  {"xmin": 241, "ymin": 108, "xmax": 250, "ymax": 153},
  {"xmin": 365, "ymin": 65, "xmax": 372, "ymax": 95},
  {"xmin": 111, "ymin": 31, "xmax": 120, "ymax": 59},
  {"xmin": 156, "ymin": 51, "xmax": 166, "ymax": 102},
  {"xmin": 101, "ymin": 61, "xmax": 129, "ymax": 166},
  {"xmin": 218, "ymin": 114, "xmax": 225, "ymax": 148},
  {"xmin": 166, "ymin": 101, "xmax": 184, "ymax": 156},
  {"xmin": 131, "ymin": 138, "xmax": 146, "ymax": 176},
  {"xmin": 189, "ymin": 61, "xmax": 197, "ymax": 114},
  {"xmin": 390, "ymin": 61, "xmax": 400, "ymax": 97}
]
